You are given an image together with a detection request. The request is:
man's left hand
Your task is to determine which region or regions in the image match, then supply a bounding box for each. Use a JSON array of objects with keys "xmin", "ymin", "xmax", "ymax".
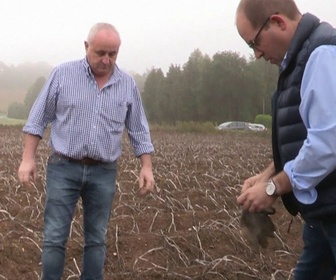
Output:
[{"xmin": 237, "ymin": 181, "xmax": 277, "ymax": 213}]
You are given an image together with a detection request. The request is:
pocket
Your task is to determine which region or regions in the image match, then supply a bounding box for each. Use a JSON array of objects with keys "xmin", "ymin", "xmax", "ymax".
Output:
[
  {"xmin": 47, "ymin": 154, "xmax": 68, "ymax": 165},
  {"xmin": 102, "ymin": 101, "xmax": 128, "ymax": 132},
  {"xmin": 102, "ymin": 160, "xmax": 118, "ymax": 171}
]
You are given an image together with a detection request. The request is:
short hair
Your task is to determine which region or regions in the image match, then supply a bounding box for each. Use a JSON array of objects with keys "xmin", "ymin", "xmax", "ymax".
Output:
[
  {"xmin": 87, "ymin": 23, "xmax": 120, "ymax": 43},
  {"xmin": 237, "ymin": 0, "xmax": 301, "ymax": 28}
]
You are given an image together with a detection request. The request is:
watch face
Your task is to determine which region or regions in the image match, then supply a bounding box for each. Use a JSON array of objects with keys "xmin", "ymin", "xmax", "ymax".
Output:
[{"xmin": 266, "ymin": 181, "xmax": 276, "ymax": 196}]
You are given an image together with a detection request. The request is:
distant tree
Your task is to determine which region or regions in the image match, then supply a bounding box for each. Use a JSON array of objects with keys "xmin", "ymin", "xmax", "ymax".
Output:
[
  {"xmin": 7, "ymin": 76, "xmax": 46, "ymax": 119},
  {"xmin": 0, "ymin": 61, "xmax": 51, "ymax": 90},
  {"xmin": 142, "ymin": 68, "xmax": 165, "ymax": 122},
  {"xmin": 255, "ymin": 114, "xmax": 272, "ymax": 129},
  {"xmin": 204, "ymin": 51, "xmax": 249, "ymax": 122},
  {"xmin": 163, "ymin": 64, "xmax": 184, "ymax": 123},
  {"xmin": 140, "ymin": 49, "xmax": 278, "ymax": 125},
  {"xmin": 0, "ymin": 61, "xmax": 52, "ymax": 112},
  {"xmin": 24, "ymin": 76, "xmax": 46, "ymax": 114},
  {"xmin": 181, "ymin": 49, "xmax": 211, "ymax": 121},
  {"xmin": 246, "ymin": 58, "xmax": 278, "ymax": 115},
  {"xmin": 131, "ymin": 71, "xmax": 148, "ymax": 93},
  {"xmin": 7, "ymin": 102, "xmax": 26, "ymax": 119}
]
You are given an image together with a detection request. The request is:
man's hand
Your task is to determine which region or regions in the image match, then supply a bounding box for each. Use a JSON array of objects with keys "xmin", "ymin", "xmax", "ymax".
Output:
[
  {"xmin": 241, "ymin": 174, "xmax": 261, "ymax": 193},
  {"xmin": 139, "ymin": 166, "xmax": 155, "ymax": 195},
  {"xmin": 18, "ymin": 134, "xmax": 40, "ymax": 186},
  {"xmin": 138, "ymin": 153, "xmax": 155, "ymax": 195},
  {"xmin": 237, "ymin": 180, "xmax": 277, "ymax": 213},
  {"xmin": 240, "ymin": 207, "xmax": 276, "ymax": 248},
  {"xmin": 18, "ymin": 158, "xmax": 37, "ymax": 186}
]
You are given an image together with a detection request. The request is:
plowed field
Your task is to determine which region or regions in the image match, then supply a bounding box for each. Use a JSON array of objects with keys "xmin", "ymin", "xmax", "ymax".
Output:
[{"xmin": 0, "ymin": 126, "xmax": 302, "ymax": 279}]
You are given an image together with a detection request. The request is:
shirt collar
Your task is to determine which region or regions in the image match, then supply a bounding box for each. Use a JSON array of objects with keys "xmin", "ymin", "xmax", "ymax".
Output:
[
  {"xmin": 280, "ymin": 52, "xmax": 289, "ymax": 73},
  {"xmin": 82, "ymin": 57, "xmax": 92, "ymax": 77}
]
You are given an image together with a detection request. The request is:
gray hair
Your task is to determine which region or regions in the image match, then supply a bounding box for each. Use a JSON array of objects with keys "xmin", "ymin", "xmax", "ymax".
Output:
[{"xmin": 87, "ymin": 23, "xmax": 121, "ymax": 43}]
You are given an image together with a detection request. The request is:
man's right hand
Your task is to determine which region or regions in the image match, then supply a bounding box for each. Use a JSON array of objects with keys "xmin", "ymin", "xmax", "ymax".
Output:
[
  {"xmin": 18, "ymin": 158, "xmax": 37, "ymax": 186},
  {"xmin": 18, "ymin": 133, "xmax": 41, "ymax": 186}
]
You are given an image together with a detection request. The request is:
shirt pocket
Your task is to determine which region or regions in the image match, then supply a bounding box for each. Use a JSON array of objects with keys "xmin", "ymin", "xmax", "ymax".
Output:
[{"xmin": 102, "ymin": 100, "xmax": 128, "ymax": 132}]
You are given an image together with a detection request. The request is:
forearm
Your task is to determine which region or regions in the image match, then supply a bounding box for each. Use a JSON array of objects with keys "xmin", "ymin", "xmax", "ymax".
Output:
[
  {"xmin": 22, "ymin": 133, "xmax": 41, "ymax": 160},
  {"xmin": 259, "ymin": 162, "xmax": 276, "ymax": 180},
  {"xmin": 139, "ymin": 153, "xmax": 152, "ymax": 168},
  {"xmin": 272, "ymin": 171, "xmax": 292, "ymax": 196}
]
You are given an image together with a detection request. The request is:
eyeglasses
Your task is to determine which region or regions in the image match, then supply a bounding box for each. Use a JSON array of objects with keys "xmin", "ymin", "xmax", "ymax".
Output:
[{"xmin": 248, "ymin": 17, "xmax": 271, "ymax": 50}]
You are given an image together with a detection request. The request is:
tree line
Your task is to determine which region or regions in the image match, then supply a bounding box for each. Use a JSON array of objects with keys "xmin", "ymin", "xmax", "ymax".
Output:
[
  {"xmin": 142, "ymin": 49, "xmax": 278, "ymax": 125},
  {"xmin": 0, "ymin": 61, "xmax": 52, "ymax": 114},
  {"xmin": 7, "ymin": 77, "xmax": 46, "ymax": 119},
  {"xmin": 6, "ymin": 49, "xmax": 279, "ymax": 124}
]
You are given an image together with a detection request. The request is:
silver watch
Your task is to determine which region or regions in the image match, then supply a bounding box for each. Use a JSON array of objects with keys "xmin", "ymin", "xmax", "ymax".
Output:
[{"xmin": 265, "ymin": 180, "xmax": 278, "ymax": 197}]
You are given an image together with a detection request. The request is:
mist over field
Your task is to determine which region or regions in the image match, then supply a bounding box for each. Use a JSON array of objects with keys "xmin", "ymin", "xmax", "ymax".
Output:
[
  {"xmin": 2, "ymin": 0, "xmax": 336, "ymax": 118},
  {"xmin": 1, "ymin": 1, "xmax": 335, "ymax": 74},
  {"xmin": 0, "ymin": 61, "xmax": 52, "ymax": 113}
]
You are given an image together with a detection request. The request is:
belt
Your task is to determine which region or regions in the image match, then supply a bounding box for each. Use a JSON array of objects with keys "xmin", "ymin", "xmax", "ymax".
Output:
[{"xmin": 53, "ymin": 153, "xmax": 104, "ymax": 165}]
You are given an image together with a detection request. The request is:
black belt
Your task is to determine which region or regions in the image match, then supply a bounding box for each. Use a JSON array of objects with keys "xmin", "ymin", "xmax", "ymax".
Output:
[{"xmin": 53, "ymin": 153, "xmax": 104, "ymax": 165}]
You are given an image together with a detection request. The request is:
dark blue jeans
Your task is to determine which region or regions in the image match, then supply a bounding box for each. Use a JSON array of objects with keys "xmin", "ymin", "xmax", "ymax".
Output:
[
  {"xmin": 294, "ymin": 219, "xmax": 336, "ymax": 280},
  {"xmin": 42, "ymin": 154, "xmax": 117, "ymax": 280}
]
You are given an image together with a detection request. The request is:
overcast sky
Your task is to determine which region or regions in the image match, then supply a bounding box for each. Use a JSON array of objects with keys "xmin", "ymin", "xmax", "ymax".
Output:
[{"xmin": 1, "ymin": 0, "xmax": 336, "ymax": 74}]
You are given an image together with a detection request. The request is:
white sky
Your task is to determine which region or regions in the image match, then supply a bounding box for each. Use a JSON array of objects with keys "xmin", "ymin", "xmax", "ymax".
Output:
[{"xmin": 1, "ymin": 0, "xmax": 336, "ymax": 74}]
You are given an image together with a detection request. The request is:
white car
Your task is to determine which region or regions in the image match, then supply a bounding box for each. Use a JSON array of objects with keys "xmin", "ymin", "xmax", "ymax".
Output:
[
  {"xmin": 216, "ymin": 121, "xmax": 266, "ymax": 131},
  {"xmin": 216, "ymin": 121, "xmax": 249, "ymax": 130},
  {"xmin": 247, "ymin": 123, "xmax": 266, "ymax": 131}
]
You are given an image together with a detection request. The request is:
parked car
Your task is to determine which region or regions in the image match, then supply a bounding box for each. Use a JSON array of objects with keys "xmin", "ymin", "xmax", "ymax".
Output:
[
  {"xmin": 247, "ymin": 123, "xmax": 266, "ymax": 131},
  {"xmin": 216, "ymin": 121, "xmax": 266, "ymax": 131},
  {"xmin": 216, "ymin": 121, "xmax": 249, "ymax": 130}
]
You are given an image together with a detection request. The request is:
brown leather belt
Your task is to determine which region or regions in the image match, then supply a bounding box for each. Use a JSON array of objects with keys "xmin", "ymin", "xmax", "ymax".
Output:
[{"xmin": 53, "ymin": 153, "xmax": 104, "ymax": 165}]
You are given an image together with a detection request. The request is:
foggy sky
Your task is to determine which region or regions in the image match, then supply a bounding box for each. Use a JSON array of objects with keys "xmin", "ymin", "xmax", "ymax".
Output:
[{"xmin": 2, "ymin": 0, "xmax": 336, "ymax": 74}]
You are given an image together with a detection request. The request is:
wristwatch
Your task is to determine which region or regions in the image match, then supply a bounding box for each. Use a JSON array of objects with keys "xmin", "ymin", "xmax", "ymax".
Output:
[{"xmin": 265, "ymin": 179, "xmax": 278, "ymax": 197}]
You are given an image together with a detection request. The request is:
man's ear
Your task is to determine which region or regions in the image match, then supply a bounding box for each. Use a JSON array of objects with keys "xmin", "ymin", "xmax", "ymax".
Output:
[
  {"xmin": 270, "ymin": 14, "xmax": 287, "ymax": 31},
  {"xmin": 84, "ymin": 41, "xmax": 89, "ymax": 50}
]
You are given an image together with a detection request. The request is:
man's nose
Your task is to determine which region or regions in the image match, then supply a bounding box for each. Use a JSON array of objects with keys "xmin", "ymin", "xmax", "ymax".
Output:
[
  {"xmin": 253, "ymin": 48, "xmax": 263, "ymax": 59},
  {"xmin": 102, "ymin": 56, "xmax": 110, "ymax": 64}
]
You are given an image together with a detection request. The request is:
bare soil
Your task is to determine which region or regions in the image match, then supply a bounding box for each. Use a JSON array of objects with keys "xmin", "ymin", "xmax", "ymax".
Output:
[{"xmin": 0, "ymin": 126, "xmax": 303, "ymax": 279}]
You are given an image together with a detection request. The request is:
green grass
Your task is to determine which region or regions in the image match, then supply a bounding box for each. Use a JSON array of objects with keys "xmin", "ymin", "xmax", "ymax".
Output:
[
  {"xmin": 149, "ymin": 121, "xmax": 271, "ymax": 137},
  {"xmin": 150, "ymin": 121, "xmax": 218, "ymax": 133},
  {"xmin": 0, "ymin": 116, "xmax": 26, "ymax": 126}
]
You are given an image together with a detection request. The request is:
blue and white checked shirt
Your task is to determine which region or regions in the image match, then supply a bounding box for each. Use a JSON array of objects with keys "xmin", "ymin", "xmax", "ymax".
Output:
[{"xmin": 23, "ymin": 58, "xmax": 154, "ymax": 162}]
